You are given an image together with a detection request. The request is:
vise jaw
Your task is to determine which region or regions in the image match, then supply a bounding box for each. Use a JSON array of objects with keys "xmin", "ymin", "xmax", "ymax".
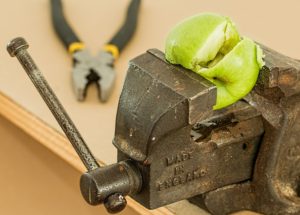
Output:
[{"xmin": 113, "ymin": 49, "xmax": 266, "ymax": 212}]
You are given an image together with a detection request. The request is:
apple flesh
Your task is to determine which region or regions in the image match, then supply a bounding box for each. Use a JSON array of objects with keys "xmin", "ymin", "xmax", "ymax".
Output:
[{"xmin": 165, "ymin": 13, "xmax": 264, "ymax": 110}]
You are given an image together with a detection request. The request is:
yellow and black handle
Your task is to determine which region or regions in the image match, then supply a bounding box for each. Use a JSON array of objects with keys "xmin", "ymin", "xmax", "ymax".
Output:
[
  {"xmin": 104, "ymin": 0, "xmax": 141, "ymax": 59},
  {"xmin": 50, "ymin": 0, "xmax": 141, "ymax": 58}
]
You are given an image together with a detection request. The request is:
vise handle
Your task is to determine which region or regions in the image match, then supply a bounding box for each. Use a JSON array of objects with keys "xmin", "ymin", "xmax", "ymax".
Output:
[{"xmin": 7, "ymin": 37, "xmax": 142, "ymax": 214}]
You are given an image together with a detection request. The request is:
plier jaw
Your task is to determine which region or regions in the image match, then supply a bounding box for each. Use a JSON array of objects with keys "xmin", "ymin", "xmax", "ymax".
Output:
[{"xmin": 72, "ymin": 50, "xmax": 116, "ymax": 102}]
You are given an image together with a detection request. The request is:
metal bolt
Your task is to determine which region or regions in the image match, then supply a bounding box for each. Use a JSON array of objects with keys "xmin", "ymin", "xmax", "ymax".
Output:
[
  {"xmin": 104, "ymin": 193, "xmax": 127, "ymax": 214},
  {"xmin": 7, "ymin": 37, "xmax": 29, "ymax": 57},
  {"xmin": 7, "ymin": 37, "xmax": 128, "ymax": 213}
]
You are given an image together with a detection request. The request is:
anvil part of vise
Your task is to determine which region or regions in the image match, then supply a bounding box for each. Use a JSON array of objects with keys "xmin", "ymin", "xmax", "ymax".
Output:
[{"xmin": 114, "ymin": 47, "xmax": 300, "ymax": 215}]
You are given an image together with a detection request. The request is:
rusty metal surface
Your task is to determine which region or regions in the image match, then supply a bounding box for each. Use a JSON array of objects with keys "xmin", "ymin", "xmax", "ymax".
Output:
[
  {"xmin": 115, "ymin": 49, "xmax": 264, "ymax": 209},
  {"xmin": 80, "ymin": 160, "xmax": 142, "ymax": 205},
  {"xmin": 7, "ymin": 37, "xmax": 141, "ymax": 214},
  {"xmin": 114, "ymin": 49, "xmax": 217, "ymax": 162},
  {"xmin": 115, "ymin": 47, "xmax": 300, "ymax": 214},
  {"xmin": 194, "ymin": 46, "xmax": 300, "ymax": 214},
  {"xmin": 258, "ymin": 44, "xmax": 300, "ymax": 97},
  {"xmin": 7, "ymin": 37, "xmax": 100, "ymax": 171}
]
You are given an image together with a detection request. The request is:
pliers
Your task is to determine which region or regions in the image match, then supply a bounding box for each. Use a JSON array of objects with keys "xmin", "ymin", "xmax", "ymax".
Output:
[{"xmin": 50, "ymin": 0, "xmax": 141, "ymax": 102}]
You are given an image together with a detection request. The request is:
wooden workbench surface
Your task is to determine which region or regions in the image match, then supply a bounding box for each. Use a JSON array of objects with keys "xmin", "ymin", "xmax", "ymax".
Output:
[{"xmin": 0, "ymin": 0, "xmax": 299, "ymax": 214}]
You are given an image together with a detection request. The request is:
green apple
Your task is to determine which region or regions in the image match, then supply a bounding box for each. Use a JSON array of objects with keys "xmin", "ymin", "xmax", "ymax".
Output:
[{"xmin": 165, "ymin": 13, "xmax": 264, "ymax": 110}]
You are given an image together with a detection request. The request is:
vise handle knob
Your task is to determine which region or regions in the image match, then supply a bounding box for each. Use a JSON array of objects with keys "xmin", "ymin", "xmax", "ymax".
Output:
[{"xmin": 7, "ymin": 37, "xmax": 142, "ymax": 213}]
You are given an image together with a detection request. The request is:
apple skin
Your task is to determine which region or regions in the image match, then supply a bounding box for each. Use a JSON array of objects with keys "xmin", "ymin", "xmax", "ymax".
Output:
[
  {"xmin": 165, "ymin": 13, "xmax": 241, "ymax": 71},
  {"xmin": 165, "ymin": 13, "xmax": 264, "ymax": 110},
  {"xmin": 198, "ymin": 38, "xmax": 263, "ymax": 109}
]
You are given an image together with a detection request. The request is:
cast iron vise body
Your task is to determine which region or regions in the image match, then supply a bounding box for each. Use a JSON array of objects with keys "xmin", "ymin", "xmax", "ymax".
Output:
[{"xmin": 113, "ymin": 47, "xmax": 300, "ymax": 214}]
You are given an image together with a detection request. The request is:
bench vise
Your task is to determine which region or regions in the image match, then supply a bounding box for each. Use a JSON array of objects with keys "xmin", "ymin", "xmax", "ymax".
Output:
[
  {"xmin": 113, "ymin": 47, "xmax": 300, "ymax": 214},
  {"xmin": 8, "ymin": 37, "xmax": 300, "ymax": 214}
]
